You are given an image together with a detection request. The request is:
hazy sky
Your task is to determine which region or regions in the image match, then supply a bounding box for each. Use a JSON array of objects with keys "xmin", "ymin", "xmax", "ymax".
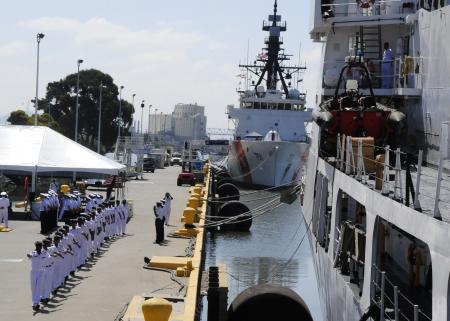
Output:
[{"xmin": 0, "ymin": 0, "xmax": 321, "ymax": 129}]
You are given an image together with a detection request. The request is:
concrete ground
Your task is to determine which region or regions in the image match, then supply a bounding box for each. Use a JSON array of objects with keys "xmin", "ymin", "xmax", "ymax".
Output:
[{"xmin": 0, "ymin": 166, "xmax": 192, "ymax": 321}]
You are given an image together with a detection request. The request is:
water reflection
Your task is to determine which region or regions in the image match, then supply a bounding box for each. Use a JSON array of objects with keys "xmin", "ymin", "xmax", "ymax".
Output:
[{"xmin": 202, "ymin": 192, "xmax": 323, "ymax": 321}]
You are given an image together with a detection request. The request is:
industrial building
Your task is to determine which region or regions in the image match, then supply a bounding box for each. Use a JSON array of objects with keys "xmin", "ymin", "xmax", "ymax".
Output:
[{"xmin": 148, "ymin": 103, "xmax": 207, "ymax": 141}]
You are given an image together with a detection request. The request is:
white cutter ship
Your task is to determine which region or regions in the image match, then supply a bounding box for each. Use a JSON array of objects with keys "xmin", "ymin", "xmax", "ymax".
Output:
[
  {"xmin": 227, "ymin": 1, "xmax": 312, "ymax": 188},
  {"xmin": 303, "ymin": 1, "xmax": 450, "ymax": 320}
]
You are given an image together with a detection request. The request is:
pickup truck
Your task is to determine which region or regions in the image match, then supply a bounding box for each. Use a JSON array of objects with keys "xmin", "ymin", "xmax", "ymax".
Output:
[{"xmin": 170, "ymin": 156, "xmax": 182, "ymax": 166}]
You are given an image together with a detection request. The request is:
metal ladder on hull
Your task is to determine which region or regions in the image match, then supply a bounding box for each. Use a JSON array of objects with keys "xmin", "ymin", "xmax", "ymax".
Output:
[{"xmin": 360, "ymin": 25, "xmax": 382, "ymax": 88}]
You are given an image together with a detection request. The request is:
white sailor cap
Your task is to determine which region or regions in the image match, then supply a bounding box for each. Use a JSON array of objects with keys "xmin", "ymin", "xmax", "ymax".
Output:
[{"xmin": 0, "ymin": 192, "xmax": 7, "ymax": 196}]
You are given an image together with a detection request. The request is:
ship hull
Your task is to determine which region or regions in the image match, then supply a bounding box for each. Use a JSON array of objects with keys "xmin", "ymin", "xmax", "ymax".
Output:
[
  {"xmin": 227, "ymin": 140, "xmax": 308, "ymax": 187},
  {"xmin": 302, "ymin": 127, "xmax": 365, "ymax": 321}
]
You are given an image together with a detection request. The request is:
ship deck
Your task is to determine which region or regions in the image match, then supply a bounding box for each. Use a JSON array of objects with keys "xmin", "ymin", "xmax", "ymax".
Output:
[{"xmin": 0, "ymin": 166, "xmax": 193, "ymax": 321}]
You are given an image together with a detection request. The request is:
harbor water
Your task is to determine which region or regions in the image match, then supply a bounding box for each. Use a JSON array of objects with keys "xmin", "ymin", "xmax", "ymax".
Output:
[{"xmin": 201, "ymin": 189, "xmax": 323, "ymax": 321}]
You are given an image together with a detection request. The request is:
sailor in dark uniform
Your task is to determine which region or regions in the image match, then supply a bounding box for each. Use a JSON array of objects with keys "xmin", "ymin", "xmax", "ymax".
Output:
[{"xmin": 153, "ymin": 201, "xmax": 165, "ymax": 244}]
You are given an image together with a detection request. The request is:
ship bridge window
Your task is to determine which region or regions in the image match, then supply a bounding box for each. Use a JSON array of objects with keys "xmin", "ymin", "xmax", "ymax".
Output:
[
  {"xmin": 372, "ymin": 218, "xmax": 432, "ymax": 320},
  {"xmin": 333, "ymin": 190, "xmax": 366, "ymax": 297}
]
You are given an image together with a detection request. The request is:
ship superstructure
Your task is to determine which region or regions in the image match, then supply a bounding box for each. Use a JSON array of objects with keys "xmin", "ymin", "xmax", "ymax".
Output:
[
  {"xmin": 227, "ymin": 1, "xmax": 312, "ymax": 187},
  {"xmin": 303, "ymin": 1, "xmax": 450, "ymax": 321}
]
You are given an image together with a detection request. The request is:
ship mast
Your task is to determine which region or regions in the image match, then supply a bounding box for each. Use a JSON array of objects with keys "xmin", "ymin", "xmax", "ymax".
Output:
[{"xmin": 239, "ymin": 0, "xmax": 305, "ymax": 96}]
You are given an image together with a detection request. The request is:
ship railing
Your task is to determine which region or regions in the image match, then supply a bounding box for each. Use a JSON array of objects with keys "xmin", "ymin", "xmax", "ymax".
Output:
[
  {"xmin": 322, "ymin": 57, "xmax": 423, "ymax": 91},
  {"xmin": 371, "ymin": 265, "xmax": 432, "ymax": 321},
  {"xmin": 322, "ymin": 129, "xmax": 450, "ymax": 221},
  {"xmin": 321, "ymin": 0, "xmax": 415, "ymax": 19}
]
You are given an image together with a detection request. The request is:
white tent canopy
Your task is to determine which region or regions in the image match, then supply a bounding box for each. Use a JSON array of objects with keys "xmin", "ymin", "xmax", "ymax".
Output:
[{"xmin": 0, "ymin": 125, "xmax": 125, "ymax": 175}]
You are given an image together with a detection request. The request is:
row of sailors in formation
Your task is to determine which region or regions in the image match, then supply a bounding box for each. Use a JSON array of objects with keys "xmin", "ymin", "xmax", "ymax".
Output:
[
  {"xmin": 27, "ymin": 200, "xmax": 129, "ymax": 311},
  {"xmin": 38, "ymin": 191, "xmax": 105, "ymax": 219}
]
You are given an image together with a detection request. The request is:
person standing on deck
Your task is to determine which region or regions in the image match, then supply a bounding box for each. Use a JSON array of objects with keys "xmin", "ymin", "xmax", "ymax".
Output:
[{"xmin": 382, "ymin": 42, "xmax": 394, "ymax": 88}]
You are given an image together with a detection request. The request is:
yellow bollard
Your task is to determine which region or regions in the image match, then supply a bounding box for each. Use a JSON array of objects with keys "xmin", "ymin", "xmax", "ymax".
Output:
[
  {"xmin": 187, "ymin": 197, "xmax": 200, "ymax": 209},
  {"xmin": 191, "ymin": 192, "xmax": 201, "ymax": 199},
  {"xmin": 141, "ymin": 298, "xmax": 172, "ymax": 321},
  {"xmin": 183, "ymin": 207, "xmax": 196, "ymax": 225},
  {"xmin": 176, "ymin": 267, "xmax": 186, "ymax": 277}
]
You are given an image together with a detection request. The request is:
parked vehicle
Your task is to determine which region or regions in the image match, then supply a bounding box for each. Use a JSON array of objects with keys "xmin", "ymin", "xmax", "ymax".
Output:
[
  {"xmin": 84, "ymin": 178, "xmax": 105, "ymax": 188},
  {"xmin": 170, "ymin": 156, "xmax": 182, "ymax": 166},
  {"xmin": 177, "ymin": 172, "xmax": 195, "ymax": 186},
  {"xmin": 143, "ymin": 157, "xmax": 156, "ymax": 173}
]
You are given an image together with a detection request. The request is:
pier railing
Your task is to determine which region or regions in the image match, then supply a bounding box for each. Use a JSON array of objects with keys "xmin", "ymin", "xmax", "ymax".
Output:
[
  {"xmin": 321, "ymin": 0, "xmax": 416, "ymax": 19},
  {"xmin": 320, "ymin": 123, "xmax": 450, "ymax": 221},
  {"xmin": 371, "ymin": 265, "xmax": 432, "ymax": 321}
]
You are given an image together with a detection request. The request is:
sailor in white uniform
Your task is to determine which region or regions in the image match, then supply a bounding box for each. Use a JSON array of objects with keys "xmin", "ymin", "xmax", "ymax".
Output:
[
  {"xmin": 160, "ymin": 199, "xmax": 167, "ymax": 225},
  {"xmin": 27, "ymin": 241, "xmax": 48, "ymax": 310},
  {"xmin": 49, "ymin": 179, "xmax": 58, "ymax": 193},
  {"xmin": 163, "ymin": 193, "xmax": 173, "ymax": 226},
  {"xmin": 40, "ymin": 238, "xmax": 58, "ymax": 303},
  {"xmin": 0, "ymin": 191, "xmax": 10, "ymax": 228},
  {"xmin": 69, "ymin": 219, "xmax": 82, "ymax": 273},
  {"xmin": 51, "ymin": 234, "xmax": 66, "ymax": 293},
  {"xmin": 121, "ymin": 200, "xmax": 129, "ymax": 235}
]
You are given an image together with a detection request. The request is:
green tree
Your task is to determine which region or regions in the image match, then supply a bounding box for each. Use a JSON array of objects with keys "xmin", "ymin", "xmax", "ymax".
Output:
[
  {"xmin": 39, "ymin": 69, "xmax": 134, "ymax": 150},
  {"xmin": 7, "ymin": 110, "xmax": 30, "ymax": 125},
  {"xmin": 7, "ymin": 109, "xmax": 62, "ymax": 132},
  {"xmin": 38, "ymin": 113, "xmax": 61, "ymax": 132}
]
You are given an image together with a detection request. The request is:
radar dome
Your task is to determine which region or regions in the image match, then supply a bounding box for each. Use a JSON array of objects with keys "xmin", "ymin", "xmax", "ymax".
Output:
[
  {"xmin": 256, "ymin": 85, "xmax": 265, "ymax": 93},
  {"xmin": 287, "ymin": 88, "xmax": 301, "ymax": 99}
]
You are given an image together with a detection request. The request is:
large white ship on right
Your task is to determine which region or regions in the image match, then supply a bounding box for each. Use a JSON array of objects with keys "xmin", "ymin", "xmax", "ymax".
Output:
[{"xmin": 303, "ymin": 1, "xmax": 450, "ymax": 321}]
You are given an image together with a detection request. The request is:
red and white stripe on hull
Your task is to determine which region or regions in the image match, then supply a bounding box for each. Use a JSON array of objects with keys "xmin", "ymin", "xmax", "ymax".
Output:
[{"xmin": 227, "ymin": 140, "xmax": 309, "ymax": 187}]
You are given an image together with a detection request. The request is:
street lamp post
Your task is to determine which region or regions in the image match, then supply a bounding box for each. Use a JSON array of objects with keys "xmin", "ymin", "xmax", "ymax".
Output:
[
  {"xmin": 131, "ymin": 93, "xmax": 136, "ymax": 132},
  {"xmin": 74, "ymin": 59, "xmax": 83, "ymax": 142},
  {"xmin": 97, "ymin": 81, "xmax": 104, "ymax": 154},
  {"xmin": 154, "ymin": 108, "xmax": 158, "ymax": 135},
  {"xmin": 118, "ymin": 85, "xmax": 124, "ymax": 138},
  {"xmin": 34, "ymin": 33, "xmax": 45, "ymax": 126},
  {"xmin": 164, "ymin": 115, "xmax": 167, "ymax": 133},
  {"xmin": 160, "ymin": 111, "xmax": 163, "ymax": 136},
  {"xmin": 148, "ymin": 105, "xmax": 152, "ymax": 134},
  {"xmin": 140, "ymin": 100, "xmax": 145, "ymax": 134}
]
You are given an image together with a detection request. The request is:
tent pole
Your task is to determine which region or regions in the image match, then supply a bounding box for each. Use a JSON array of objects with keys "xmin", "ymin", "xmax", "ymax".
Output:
[{"xmin": 31, "ymin": 171, "xmax": 36, "ymax": 193}]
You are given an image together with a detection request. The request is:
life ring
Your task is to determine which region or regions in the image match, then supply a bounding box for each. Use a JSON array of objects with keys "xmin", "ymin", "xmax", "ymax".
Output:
[{"xmin": 357, "ymin": 0, "xmax": 375, "ymax": 9}]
